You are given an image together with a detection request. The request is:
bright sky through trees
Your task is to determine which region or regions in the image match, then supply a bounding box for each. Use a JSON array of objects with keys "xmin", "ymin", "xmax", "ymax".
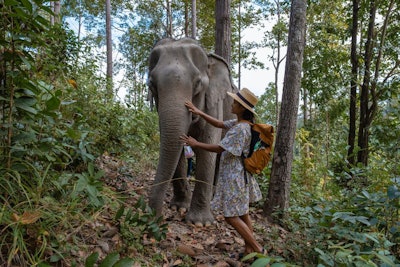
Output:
[{"xmin": 240, "ymin": 27, "xmax": 286, "ymax": 97}]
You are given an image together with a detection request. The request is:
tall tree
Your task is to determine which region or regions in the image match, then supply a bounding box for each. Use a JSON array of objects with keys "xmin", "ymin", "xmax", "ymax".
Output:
[
  {"xmin": 191, "ymin": 0, "xmax": 197, "ymax": 38},
  {"xmin": 51, "ymin": 1, "xmax": 61, "ymax": 25},
  {"xmin": 262, "ymin": 0, "xmax": 289, "ymax": 127},
  {"xmin": 357, "ymin": 0, "xmax": 396, "ymax": 166},
  {"xmin": 264, "ymin": 0, "xmax": 307, "ymax": 220},
  {"xmin": 348, "ymin": 0, "xmax": 359, "ymax": 166},
  {"xmin": 106, "ymin": 0, "xmax": 113, "ymax": 102},
  {"xmin": 184, "ymin": 0, "xmax": 197, "ymax": 38},
  {"xmin": 215, "ymin": 0, "xmax": 231, "ymax": 65},
  {"xmin": 166, "ymin": 0, "xmax": 173, "ymax": 37},
  {"xmin": 271, "ymin": 0, "xmax": 285, "ymax": 127}
]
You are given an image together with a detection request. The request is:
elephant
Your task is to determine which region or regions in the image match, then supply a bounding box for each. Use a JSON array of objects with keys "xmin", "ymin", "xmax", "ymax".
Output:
[{"xmin": 147, "ymin": 37, "xmax": 237, "ymax": 226}]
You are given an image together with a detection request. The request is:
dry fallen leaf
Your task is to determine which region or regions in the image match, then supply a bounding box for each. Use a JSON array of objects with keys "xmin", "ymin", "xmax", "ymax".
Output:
[
  {"xmin": 215, "ymin": 242, "xmax": 229, "ymax": 251},
  {"xmin": 172, "ymin": 259, "xmax": 183, "ymax": 266},
  {"xmin": 214, "ymin": 261, "xmax": 231, "ymax": 267},
  {"xmin": 177, "ymin": 244, "xmax": 196, "ymax": 256},
  {"xmin": 11, "ymin": 213, "xmax": 20, "ymax": 222},
  {"xmin": 11, "ymin": 211, "xmax": 41, "ymax": 224},
  {"xmin": 233, "ymin": 236, "xmax": 245, "ymax": 246},
  {"xmin": 204, "ymin": 236, "xmax": 216, "ymax": 245},
  {"xmin": 102, "ymin": 226, "xmax": 119, "ymax": 237}
]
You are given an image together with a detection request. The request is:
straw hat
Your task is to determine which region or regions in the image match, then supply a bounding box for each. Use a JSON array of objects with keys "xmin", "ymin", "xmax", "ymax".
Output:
[{"xmin": 227, "ymin": 88, "xmax": 258, "ymax": 114}]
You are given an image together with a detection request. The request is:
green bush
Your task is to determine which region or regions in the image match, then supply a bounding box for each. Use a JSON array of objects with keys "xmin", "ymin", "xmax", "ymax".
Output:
[{"xmin": 283, "ymin": 187, "xmax": 399, "ymax": 266}]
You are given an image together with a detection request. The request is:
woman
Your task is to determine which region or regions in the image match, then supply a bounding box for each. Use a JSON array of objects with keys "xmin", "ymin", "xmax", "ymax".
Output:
[{"xmin": 180, "ymin": 88, "xmax": 265, "ymax": 257}]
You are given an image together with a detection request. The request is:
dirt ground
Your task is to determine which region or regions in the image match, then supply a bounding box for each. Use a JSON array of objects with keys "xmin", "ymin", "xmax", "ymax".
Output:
[{"xmin": 91, "ymin": 153, "xmax": 291, "ymax": 267}]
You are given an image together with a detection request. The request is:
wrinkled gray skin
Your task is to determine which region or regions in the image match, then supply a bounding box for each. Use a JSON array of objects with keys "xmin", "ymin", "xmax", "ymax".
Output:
[{"xmin": 148, "ymin": 38, "xmax": 237, "ymax": 225}]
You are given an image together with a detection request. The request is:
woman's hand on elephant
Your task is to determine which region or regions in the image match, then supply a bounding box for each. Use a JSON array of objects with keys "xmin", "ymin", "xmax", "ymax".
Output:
[
  {"xmin": 185, "ymin": 100, "xmax": 226, "ymax": 129},
  {"xmin": 181, "ymin": 134, "xmax": 224, "ymax": 153},
  {"xmin": 180, "ymin": 134, "xmax": 198, "ymax": 148},
  {"xmin": 185, "ymin": 101, "xmax": 202, "ymax": 116}
]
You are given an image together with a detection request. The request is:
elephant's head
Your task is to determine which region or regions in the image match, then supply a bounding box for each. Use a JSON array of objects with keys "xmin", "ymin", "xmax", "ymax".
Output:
[{"xmin": 147, "ymin": 37, "xmax": 236, "ymax": 220}]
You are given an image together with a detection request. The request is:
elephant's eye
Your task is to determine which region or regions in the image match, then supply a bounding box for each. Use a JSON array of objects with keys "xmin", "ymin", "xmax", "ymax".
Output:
[{"xmin": 193, "ymin": 78, "xmax": 202, "ymax": 94}]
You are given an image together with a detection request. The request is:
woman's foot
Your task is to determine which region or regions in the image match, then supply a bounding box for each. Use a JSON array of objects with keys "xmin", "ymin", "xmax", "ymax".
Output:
[
  {"xmin": 229, "ymin": 251, "xmax": 244, "ymax": 260},
  {"xmin": 244, "ymin": 245, "xmax": 265, "ymax": 255},
  {"xmin": 230, "ymin": 247, "xmax": 266, "ymax": 261}
]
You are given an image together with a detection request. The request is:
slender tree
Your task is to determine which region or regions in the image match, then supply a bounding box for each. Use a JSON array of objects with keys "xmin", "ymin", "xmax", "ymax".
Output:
[
  {"xmin": 348, "ymin": 0, "xmax": 359, "ymax": 166},
  {"xmin": 106, "ymin": 0, "xmax": 113, "ymax": 102},
  {"xmin": 166, "ymin": 0, "xmax": 173, "ymax": 37},
  {"xmin": 215, "ymin": 0, "xmax": 231, "ymax": 65},
  {"xmin": 264, "ymin": 0, "xmax": 307, "ymax": 221},
  {"xmin": 237, "ymin": 1, "xmax": 241, "ymax": 89},
  {"xmin": 51, "ymin": 1, "xmax": 61, "ymax": 25},
  {"xmin": 357, "ymin": 0, "xmax": 396, "ymax": 166},
  {"xmin": 269, "ymin": 0, "xmax": 288, "ymax": 127},
  {"xmin": 192, "ymin": 0, "xmax": 197, "ymax": 38}
]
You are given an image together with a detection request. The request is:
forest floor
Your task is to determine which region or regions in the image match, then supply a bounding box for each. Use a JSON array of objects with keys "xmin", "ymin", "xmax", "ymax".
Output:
[{"xmin": 81, "ymin": 153, "xmax": 304, "ymax": 267}]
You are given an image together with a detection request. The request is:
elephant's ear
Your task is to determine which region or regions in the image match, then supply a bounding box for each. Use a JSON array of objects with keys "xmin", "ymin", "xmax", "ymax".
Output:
[
  {"xmin": 206, "ymin": 53, "xmax": 237, "ymax": 109},
  {"xmin": 148, "ymin": 50, "xmax": 160, "ymax": 111}
]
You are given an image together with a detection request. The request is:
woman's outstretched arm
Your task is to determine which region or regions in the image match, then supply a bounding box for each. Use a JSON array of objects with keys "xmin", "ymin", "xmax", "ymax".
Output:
[
  {"xmin": 180, "ymin": 134, "xmax": 225, "ymax": 154},
  {"xmin": 185, "ymin": 101, "xmax": 226, "ymax": 129}
]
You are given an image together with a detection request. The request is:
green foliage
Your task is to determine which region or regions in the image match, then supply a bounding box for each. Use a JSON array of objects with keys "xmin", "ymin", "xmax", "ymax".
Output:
[
  {"xmin": 256, "ymin": 84, "xmax": 277, "ymax": 125},
  {"xmin": 73, "ymin": 162, "xmax": 105, "ymax": 208},
  {"xmin": 86, "ymin": 103, "xmax": 159, "ymax": 159},
  {"xmin": 1, "ymin": 1, "xmax": 161, "ymax": 265},
  {"xmin": 85, "ymin": 252, "xmax": 135, "ymax": 267},
  {"xmin": 244, "ymin": 252, "xmax": 295, "ymax": 267},
  {"xmin": 282, "ymin": 186, "xmax": 399, "ymax": 266},
  {"xmin": 371, "ymin": 96, "xmax": 400, "ymax": 176},
  {"xmin": 116, "ymin": 196, "xmax": 168, "ymax": 250},
  {"xmin": 0, "ymin": 157, "xmax": 112, "ymax": 265}
]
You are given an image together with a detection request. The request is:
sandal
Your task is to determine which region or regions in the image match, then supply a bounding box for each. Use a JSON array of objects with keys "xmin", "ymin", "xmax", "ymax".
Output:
[
  {"xmin": 229, "ymin": 252, "xmax": 244, "ymax": 260},
  {"xmin": 261, "ymin": 248, "xmax": 267, "ymax": 255}
]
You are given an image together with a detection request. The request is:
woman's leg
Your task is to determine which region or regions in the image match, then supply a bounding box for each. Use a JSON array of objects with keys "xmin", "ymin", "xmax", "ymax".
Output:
[
  {"xmin": 240, "ymin": 213, "xmax": 254, "ymax": 254},
  {"xmin": 225, "ymin": 215, "xmax": 263, "ymax": 254}
]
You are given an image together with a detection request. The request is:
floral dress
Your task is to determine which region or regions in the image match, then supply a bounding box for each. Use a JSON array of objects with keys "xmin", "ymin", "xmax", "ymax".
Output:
[{"xmin": 211, "ymin": 119, "xmax": 262, "ymax": 217}]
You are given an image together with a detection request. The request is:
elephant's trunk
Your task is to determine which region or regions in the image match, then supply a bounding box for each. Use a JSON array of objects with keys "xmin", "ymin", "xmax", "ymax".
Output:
[{"xmin": 149, "ymin": 102, "xmax": 192, "ymax": 216}]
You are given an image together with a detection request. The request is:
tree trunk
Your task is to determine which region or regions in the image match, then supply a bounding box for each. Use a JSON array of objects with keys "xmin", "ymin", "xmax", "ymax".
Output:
[
  {"xmin": 105, "ymin": 0, "xmax": 113, "ymax": 102},
  {"xmin": 51, "ymin": 1, "xmax": 61, "ymax": 25},
  {"xmin": 303, "ymin": 87, "xmax": 308, "ymax": 126},
  {"xmin": 238, "ymin": 2, "xmax": 241, "ymax": 89},
  {"xmin": 368, "ymin": 0, "xmax": 395, "ymax": 127},
  {"xmin": 215, "ymin": 0, "xmax": 231, "ymax": 66},
  {"xmin": 273, "ymin": 0, "xmax": 283, "ymax": 128},
  {"xmin": 263, "ymin": 0, "xmax": 307, "ymax": 221},
  {"xmin": 192, "ymin": 0, "xmax": 197, "ymax": 38},
  {"xmin": 184, "ymin": 2, "xmax": 189, "ymax": 37},
  {"xmin": 357, "ymin": 0, "xmax": 377, "ymax": 166},
  {"xmin": 166, "ymin": 0, "xmax": 172, "ymax": 37},
  {"xmin": 348, "ymin": 0, "xmax": 359, "ymax": 166},
  {"xmin": 357, "ymin": 0, "xmax": 394, "ymax": 167}
]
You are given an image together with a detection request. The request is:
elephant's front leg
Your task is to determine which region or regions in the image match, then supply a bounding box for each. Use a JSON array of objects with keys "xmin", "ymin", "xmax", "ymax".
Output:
[
  {"xmin": 185, "ymin": 149, "xmax": 216, "ymax": 226},
  {"xmin": 170, "ymin": 153, "xmax": 192, "ymax": 211}
]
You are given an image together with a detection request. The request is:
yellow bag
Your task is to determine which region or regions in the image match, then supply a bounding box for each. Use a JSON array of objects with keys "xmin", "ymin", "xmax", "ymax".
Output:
[{"xmin": 242, "ymin": 123, "xmax": 274, "ymax": 175}]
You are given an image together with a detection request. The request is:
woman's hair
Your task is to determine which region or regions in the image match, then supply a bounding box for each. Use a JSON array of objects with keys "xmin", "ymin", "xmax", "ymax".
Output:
[{"xmin": 243, "ymin": 109, "xmax": 255, "ymax": 123}]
